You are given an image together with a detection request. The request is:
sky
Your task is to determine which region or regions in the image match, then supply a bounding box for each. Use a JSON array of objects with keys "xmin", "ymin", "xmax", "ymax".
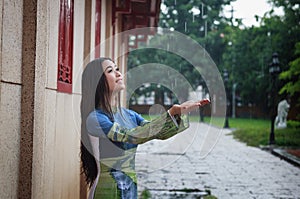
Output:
[
  {"xmin": 161, "ymin": 0, "xmax": 284, "ymax": 27},
  {"xmin": 223, "ymin": 0, "xmax": 283, "ymax": 27}
]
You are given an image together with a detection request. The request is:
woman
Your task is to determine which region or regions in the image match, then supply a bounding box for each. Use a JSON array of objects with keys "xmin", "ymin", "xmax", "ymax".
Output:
[{"xmin": 80, "ymin": 57, "xmax": 210, "ymax": 199}]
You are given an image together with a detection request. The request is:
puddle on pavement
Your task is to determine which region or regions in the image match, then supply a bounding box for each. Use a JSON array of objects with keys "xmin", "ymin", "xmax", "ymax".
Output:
[{"xmin": 144, "ymin": 189, "xmax": 212, "ymax": 199}]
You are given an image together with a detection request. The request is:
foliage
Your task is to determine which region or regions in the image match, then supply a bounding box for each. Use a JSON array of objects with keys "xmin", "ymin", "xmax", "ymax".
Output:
[
  {"xmin": 127, "ymin": 0, "xmax": 234, "ymax": 105},
  {"xmin": 203, "ymin": 196, "xmax": 218, "ymax": 199},
  {"xmin": 271, "ymin": 128, "xmax": 300, "ymax": 147},
  {"xmin": 226, "ymin": 117, "xmax": 270, "ymax": 129},
  {"xmin": 287, "ymin": 120, "xmax": 300, "ymax": 129},
  {"xmin": 160, "ymin": 0, "xmax": 233, "ymax": 67},
  {"xmin": 128, "ymin": 0, "xmax": 300, "ymax": 118},
  {"xmin": 279, "ymin": 42, "xmax": 300, "ymax": 105},
  {"xmin": 221, "ymin": 25, "xmax": 273, "ymax": 110},
  {"xmin": 194, "ymin": 117, "xmax": 300, "ymax": 148},
  {"xmin": 265, "ymin": 0, "xmax": 300, "ymax": 70},
  {"xmin": 232, "ymin": 128, "xmax": 270, "ymax": 147},
  {"xmin": 127, "ymin": 47, "xmax": 199, "ymax": 103},
  {"xmin": 140, "ymin": 189, "xmax": 151, "ymax": 199},
  {"xmin": 219, "ymin": 0, "xmax": 300, "ymax": 116},
  {"xmin": 230, "ymin": 118, "xmax": 300, "ymax": 147},
  {"xmin": 267, "ymin": 0, "xmax": 300, "ymax": 119}
]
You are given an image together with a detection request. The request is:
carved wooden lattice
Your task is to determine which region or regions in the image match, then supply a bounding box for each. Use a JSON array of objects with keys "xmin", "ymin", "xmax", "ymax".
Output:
[
  {"xmin": 95, "ymin": 0, "xmax": 101, "ymax": 58},
  {"xmin": 57, "ymin": 0, "xmax": 74, "ymax": 93}
]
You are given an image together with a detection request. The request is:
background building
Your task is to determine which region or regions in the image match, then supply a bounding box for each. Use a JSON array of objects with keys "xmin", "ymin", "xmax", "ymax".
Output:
[{"xmin": 0, "ymin": 0, "xmax": 161, "ymax": 198}]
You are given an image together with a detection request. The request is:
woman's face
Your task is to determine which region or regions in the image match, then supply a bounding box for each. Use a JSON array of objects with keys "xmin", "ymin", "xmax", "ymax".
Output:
[{"xmin": 102, "ymin": 60, "xmax": 125, "ymax": 93}]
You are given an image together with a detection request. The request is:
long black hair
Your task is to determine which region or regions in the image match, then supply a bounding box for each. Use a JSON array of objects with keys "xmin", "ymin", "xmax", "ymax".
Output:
[{"xmin": 80, "ymin": 57, "xmax": 115, "ymax": 188}]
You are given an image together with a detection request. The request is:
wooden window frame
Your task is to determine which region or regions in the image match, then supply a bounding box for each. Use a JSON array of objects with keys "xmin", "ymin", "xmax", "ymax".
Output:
[
  {"xmin": 57, "ymin": 0, "xmax": 74, "ymax": 93},
  {"xmin": 95, "ymin": 0, "xmax": 101, "ymax": 58}
]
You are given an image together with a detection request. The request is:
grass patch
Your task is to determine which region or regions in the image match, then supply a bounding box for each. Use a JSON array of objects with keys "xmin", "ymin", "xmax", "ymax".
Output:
[
  {"xmin": 142, "ymin": 114, "xmax": 300, "ymax": 147},
  {"xmin": 233, "ymin": 127, "xmax": 300, "ymax": 147},
  {"xmin": 141, "ymin": 114, "xmax": 151, "ymax": 121},
  {"xmin": 227, "ymin": 118, "xmax": 300, "ymax": 147},
  {"xmin": 140, "ymin": 189, "xmax": 151, "ymax": 199},
  {"xmin": 203, "ymin": 196, "xmax": 218, "ymax": 199},
  {"xmin": 232, "ymin": 128, "xmax": 269, "ymax": 147},
  {"xmin": 191, "ymin": 116, "xmax": 300, "ymax": 148},
  {"xmin": 271, "ymin": 128, "xmax": 300, "ymax": 147},
  {"xmin": 226, "ymin": 118, "xmax": 269, "ymax": 129}
]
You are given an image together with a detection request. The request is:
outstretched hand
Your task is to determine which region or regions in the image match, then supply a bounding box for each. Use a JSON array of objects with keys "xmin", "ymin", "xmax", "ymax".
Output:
[{"xmin": 168, "ymin": 99, "xmax": 210, "ymax": 116}]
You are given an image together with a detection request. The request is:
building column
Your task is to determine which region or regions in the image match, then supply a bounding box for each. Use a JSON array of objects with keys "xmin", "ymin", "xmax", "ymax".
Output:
[{"xmin": 18, "ymin": 0, "xmax": 37, "ymax": 198}]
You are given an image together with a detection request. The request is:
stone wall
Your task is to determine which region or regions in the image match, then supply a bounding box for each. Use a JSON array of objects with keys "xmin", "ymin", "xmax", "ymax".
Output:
[{"xmin": 0, "ymin": 0, "xmax": 23, "ymax": 198}]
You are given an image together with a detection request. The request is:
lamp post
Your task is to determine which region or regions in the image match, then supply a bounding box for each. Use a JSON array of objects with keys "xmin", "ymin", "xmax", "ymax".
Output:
[
  {"xmin": 223, "ymin": 69, "xmax": 230, "ymax": 128},
  {"xmin": 232, "ymin": 83, "xmax": 238, "ymax": 118},
  {"xmin": 269, "ymin": 52, "xmax": 280, "ymax": 145},
  {"xmin": 196, "ymin": 85, "xmax": 205, "ymax": 122}
]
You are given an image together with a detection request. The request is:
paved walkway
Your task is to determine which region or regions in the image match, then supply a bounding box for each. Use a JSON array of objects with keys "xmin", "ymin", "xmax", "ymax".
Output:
[{"xmin": 136, "ymin": 123, "xmax": 300, "ymax": 198}]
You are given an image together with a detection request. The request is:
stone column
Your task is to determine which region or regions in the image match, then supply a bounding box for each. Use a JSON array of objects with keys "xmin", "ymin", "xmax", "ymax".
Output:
[{"xmin": 18, "ymin": 0, "xmax": 37, "ymax": 198}]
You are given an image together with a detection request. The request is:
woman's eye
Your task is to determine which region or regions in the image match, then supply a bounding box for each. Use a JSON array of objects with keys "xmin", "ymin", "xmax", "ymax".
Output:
[
  {"xmin": 108, "ymin": 69, "xmax": 113, "ymax": 73},
  {"xmin": 116, "ymin": 68, "xmax": 120, "ymax": 71}
]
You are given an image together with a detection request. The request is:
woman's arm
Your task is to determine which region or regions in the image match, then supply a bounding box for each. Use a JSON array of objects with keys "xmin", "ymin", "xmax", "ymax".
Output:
[
  {"xmin": 115, "ymin": 99, "xmax": 210, "ymax": 143},
  {"xmin": 106, "ymin": 111, "xmax": 189, "ymax": 144},
  {"xmin": 168, "ymin": 99, "xmax": 210, "ymax": 116},
  {"xmin": 86, "ymin": 99, "xmax": 210, "ymax": 145}
]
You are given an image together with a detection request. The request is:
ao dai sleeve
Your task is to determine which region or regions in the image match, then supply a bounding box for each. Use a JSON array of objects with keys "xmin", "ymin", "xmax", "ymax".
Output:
[{"xmin": 86, "ymin": 110, "xmax": 189, "ymax": 145}]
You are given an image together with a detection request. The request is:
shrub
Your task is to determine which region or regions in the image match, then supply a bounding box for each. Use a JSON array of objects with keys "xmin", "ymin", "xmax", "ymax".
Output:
[{"xmin": 287, "ymin": 120, "xmax": 300, "ymax": 129}]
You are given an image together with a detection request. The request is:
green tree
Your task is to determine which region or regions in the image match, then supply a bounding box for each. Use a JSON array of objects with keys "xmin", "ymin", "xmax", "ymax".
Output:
[
  {"xmin": 160, "ymin": 0, "xmax": 232, "ymax": 67},
  {"xmin": 127, "ymin": 46, "xmax": 194, "ymax": 104},
  {"xmin": 127, "ymin": 0, "xmax": 233, "ymax": 105},
  {"xmin": 266, "ymin": 0, "xmax": 300, "ymax": 119},
  {"xmin": 260, "ymin": 0, "xmax": 300, "ymax": 73},
  {"xmin": 221, "ymin": 25, "xmax": 273, "ymax": 112},
  {"xmin": 219, "ymin": 0, "xmax": 299, "ymax": 116},
  {"xmin": 279, "ymin": 42, "xmax": 300, "ymax": 106}
]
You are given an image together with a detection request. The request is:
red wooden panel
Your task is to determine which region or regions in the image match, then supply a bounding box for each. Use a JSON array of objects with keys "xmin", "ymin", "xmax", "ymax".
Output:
[
  {"xmin": 95, "ymin": 0, "xmax": 101, "ymax": 58},
  {"xmin": 57, "ymin": 0, "xmax": 74, "ymax": 93}
]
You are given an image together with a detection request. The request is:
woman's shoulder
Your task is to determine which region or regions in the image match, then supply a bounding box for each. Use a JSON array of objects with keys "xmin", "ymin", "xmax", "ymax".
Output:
[
  {"xmin": 86, "ymin": 109, "xmax": 113, "ymax": 136},
  {"xmin": 120, "ymin": 108, "xmax": 140, "ymax": 117},
  {"xmin": 87, "ymin": 109, "xmax": 111, "ymax": 123},
  {"xmin": 95, "ymin": 108, "xmax": 111, "ymax": 117},
  {"xmin": 121, "ymin": 108, "xmax": 145, "ymax": 125},
  {"xmin": 121, "ymin": 107, "xmax": 133, "ymax": 113}
]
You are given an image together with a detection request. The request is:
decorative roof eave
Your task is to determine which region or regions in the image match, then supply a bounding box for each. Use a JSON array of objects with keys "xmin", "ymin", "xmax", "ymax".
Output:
[{"xmin": 112, "ymin": 0, "xmax": 161, "ymax": 31}]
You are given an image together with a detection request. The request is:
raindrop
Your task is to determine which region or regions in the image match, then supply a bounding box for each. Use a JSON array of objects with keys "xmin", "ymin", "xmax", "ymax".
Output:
[{"xmin": 184, "ymin": 22, "xmax": 187, "ymax": 32}]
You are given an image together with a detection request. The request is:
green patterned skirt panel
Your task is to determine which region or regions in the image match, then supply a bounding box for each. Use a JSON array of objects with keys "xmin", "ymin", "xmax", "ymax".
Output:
[
  {"xmin": 93, "ymin": 113, "xmax": 189, "ymax": 198},
  {"xmin": 94, "ymin": 162, "xmax": 137, "ymax": 199}
]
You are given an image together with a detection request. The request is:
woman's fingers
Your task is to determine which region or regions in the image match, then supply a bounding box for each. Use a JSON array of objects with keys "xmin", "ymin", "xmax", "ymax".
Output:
[
  {"xmin": 169, "ymin": 99, "xmax": 210, "ymax": 116},
  {"xmin": 199, "ymin": 99, "xmax": 210, "ymax": 106},
  {"xmin": 180, "ymin": 99, "xmax": 210, "ymax": 114}
]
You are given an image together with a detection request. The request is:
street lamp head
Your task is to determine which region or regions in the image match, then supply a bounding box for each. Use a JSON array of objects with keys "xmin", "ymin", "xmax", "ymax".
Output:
[
  {"xmin": 272, "ymin": 52, "xmax": 279, "ymax": 65},
  {"xmin": 223, "ymin": 68, "xmax": 229, "ymax": 83},
  {"xmin": 269, "ymin": 52, "xmax": 280, "ymax": 75},
  {"xmin": 268, "ymin": 52, "xmax": 280, "ymax": 145}
]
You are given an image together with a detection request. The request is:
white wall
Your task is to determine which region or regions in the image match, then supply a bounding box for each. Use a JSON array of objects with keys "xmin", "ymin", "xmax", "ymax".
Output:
[
  {"xmin": 0, "ymin": 0, "xmax": 23, "ymax": 198},
  {"xmin": 32, "ymin": 0, "xmax": 84, "ymax": 198}
]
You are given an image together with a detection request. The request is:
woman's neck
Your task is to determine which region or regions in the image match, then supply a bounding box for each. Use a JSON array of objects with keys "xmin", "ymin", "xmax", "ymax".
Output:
[{"xmin": 109, "ymin": 92, "xmax": 118, "ymax": 108}]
